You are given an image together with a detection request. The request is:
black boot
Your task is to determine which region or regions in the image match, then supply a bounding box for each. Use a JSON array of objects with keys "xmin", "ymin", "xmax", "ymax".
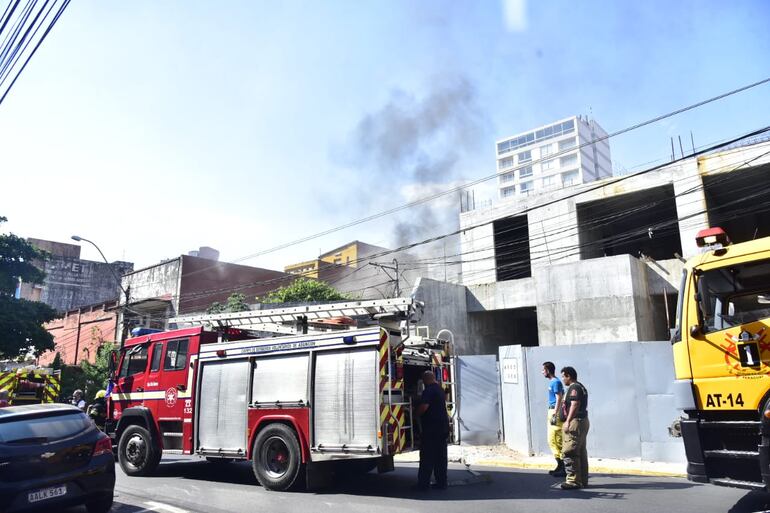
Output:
[{"xmin": 549, "ymin": 458, "xmax": 566, "ymax": 477}]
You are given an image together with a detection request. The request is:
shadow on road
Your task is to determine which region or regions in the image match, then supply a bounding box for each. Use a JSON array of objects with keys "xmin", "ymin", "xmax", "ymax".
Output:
[
  {"xmin": 60, "ymin": 501, "xmax": 150, "ymax": 512},
  {"xmin": 728, "ymin": 490, "xmax": 770, "ymax": 513},
  {"xmin": 141, "ymin": 458, "xmax": 698, "ymax": 502}
]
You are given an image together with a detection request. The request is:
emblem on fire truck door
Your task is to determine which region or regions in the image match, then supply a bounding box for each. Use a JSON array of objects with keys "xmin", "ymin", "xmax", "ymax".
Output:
[{"xmin": 165, "ymin": 387, "xmax": 178, "ymax": 407}]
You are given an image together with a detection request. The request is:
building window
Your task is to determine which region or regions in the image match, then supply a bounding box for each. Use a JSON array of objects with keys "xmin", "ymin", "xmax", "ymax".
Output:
[
  {"xmin": 519, "ymin": 166, "xmax": 533, "ymax": 178},
  {"xmin": 559, "ymin": 137, "xmax": 577, "ymax": 151},
  {"xmin": 498, "ymin": 156, "xmax": 514, "ymax": 169},
  {"xmin": 498, "ymin": 119, "xmax": 577, "ymax": 155},
  {"xmin": 542, "ymin": 175, "xmax": 555, "ymax": 187},
  {"xmin": 500, "ymin": 171, "xmax": 515, "ymax": 183},
  {"xmin": 560, "ymin": 153, "xmax": 578, "ymax": 168},
  {"xmin": 518, "ymin": 150, "xmax": 532, "ymax": 163},
  {"xmin": 540, "ymin": 144, "xmax": 552, "ymax": 157},
  {"xmin": 541, "ymin": 159, "xmax": 555, "ymax": 171},
  {"xmin": 520, "ymin": 181, "xmax": 533, "ymax": 193},
  {"xmin": 562, "ymin": 170, "xmax": 579, "ymax": 186},
  {"xmin": 501, "ymin": 186, "xmax": 516, "ymax": 198}
]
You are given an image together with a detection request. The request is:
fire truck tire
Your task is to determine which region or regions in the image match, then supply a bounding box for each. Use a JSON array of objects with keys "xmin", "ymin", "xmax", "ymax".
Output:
[
  {"xmin": 251, "ymin": 423, "xmax": 304, "ymax": 491},
  {"xmin": 118, "ymin": 425, "xmax": 161, "ymax": 476}
]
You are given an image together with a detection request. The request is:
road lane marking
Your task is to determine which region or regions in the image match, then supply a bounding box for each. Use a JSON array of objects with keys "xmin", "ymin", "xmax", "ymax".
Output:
[{"xmin": 145, "ymin": 501, "xmax": 190, "ymax": 513}]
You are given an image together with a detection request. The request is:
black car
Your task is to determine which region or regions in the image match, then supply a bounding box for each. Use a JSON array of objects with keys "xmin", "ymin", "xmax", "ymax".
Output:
[{"xmin": 0, "ymin": 403, "xmax": 115, "ymax": 513}]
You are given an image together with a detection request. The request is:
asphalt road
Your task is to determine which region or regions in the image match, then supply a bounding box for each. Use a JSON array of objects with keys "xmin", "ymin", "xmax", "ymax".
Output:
[{"xmin": 62, "ymin": 456, "xmax": 770, "ymax": 513}]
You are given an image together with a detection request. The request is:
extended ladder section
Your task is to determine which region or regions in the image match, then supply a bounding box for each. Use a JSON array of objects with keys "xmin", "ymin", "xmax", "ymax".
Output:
[{"xmin": 169, "ymin": 298, "xmax": 422, "ymax": 336}]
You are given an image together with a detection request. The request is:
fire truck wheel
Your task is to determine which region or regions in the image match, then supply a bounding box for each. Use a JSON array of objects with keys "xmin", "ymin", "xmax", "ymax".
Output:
[
  {"xmin": 252, "ymin": 424, "xmax": 303, "ymax": 491},
  {"xmin": 119, "ymin": 425, "xmax": 161, "ymax": 476}
]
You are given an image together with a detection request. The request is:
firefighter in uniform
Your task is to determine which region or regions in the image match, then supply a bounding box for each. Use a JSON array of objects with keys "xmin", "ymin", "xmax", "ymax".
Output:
[
  {"xmin": 560, "ymin": 366, "xmax": 589, "ymax": 490},
  {"xmin": 542, "ymin": 361, "xmax": 565, "ymax": 477},
  {"xmin": 415, "ymin": 370, "xmax": 449, "ymax": 490}
]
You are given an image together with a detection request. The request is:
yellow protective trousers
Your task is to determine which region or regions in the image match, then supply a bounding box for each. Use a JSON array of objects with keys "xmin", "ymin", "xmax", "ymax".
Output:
[{"xmin": 547, "ymin": 408, "xmax": 563, "ymax": 460}]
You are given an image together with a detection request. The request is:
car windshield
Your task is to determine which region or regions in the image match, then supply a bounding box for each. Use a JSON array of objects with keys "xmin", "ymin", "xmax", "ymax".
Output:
[
  {"xmin": 0, "ymin": 411, "xmax": 92, "ymax": 444},
  {"xmin": 696, "ymin": 259, "xmax": 770, "ymax": 333}
]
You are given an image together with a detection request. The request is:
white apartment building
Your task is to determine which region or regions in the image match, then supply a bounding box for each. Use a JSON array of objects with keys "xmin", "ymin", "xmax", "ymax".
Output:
[{"xmin": 496, "ymin": 116, "xmax": 612, "ymax": 199}]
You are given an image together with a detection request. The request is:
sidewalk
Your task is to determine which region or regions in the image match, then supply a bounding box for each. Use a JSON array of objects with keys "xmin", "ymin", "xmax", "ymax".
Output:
[{"xmin": 394, "ymin": 444, "xmax": 687, "ymax": 478}]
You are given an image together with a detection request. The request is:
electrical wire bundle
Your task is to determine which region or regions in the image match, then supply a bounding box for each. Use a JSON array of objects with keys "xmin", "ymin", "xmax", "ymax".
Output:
[{"xmin": 0, "ymin": 0, "xmax": 70, "ymax": 107}]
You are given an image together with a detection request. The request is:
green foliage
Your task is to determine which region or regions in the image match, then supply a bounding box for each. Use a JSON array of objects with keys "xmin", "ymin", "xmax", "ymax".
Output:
[
  {"xmin": 0, "ymin": 216, "xmax": 59, "ymax": 358},
  {"xmin": 207, "ymin": 292, "xmax": 250, "ymax": 313},
  {"xmin": 60, "ymin": 365, "xmax": 86, "ymax": 402},
  {"xmin": 80, "ymin": 341, "xmax": 115, "ymax": 399},
  {"xmin": 51, "ymin": 352, "xmax": 62, "ymax": 370},
  {"xmin": 0, "ymin": 295, "xmax": 58, "ymax": 357},
  {"xmin": 262, "ymin": 278, "xmax": 347, "ymax": 304}
]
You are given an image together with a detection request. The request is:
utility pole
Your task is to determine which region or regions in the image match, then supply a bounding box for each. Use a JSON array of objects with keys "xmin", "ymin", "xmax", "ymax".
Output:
[{"xmin": 369, "ymin": 259, "xmax": 400, "ymax": 296}]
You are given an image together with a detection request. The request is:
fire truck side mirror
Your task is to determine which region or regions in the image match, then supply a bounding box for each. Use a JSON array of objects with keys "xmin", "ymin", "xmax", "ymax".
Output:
[{"xmin": 689, "ymin": 324, "xmax": 702, "ymax": 338}]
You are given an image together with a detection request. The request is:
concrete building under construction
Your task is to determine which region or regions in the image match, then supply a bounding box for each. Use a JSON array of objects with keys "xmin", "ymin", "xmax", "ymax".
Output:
[{"xmin": 456, "ymin": 136, "xmax": 770, "ymax": 348}]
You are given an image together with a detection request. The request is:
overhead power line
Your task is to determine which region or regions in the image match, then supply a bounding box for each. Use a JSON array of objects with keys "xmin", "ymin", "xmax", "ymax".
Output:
[
  {"xmin": 128, "ymin": 128, "xmax": 770, "ymax": 313},
  {"xmin": 225, "ymin": 76, "xmax": 770, "ymax": 265},
  {"xmin": 0, "ymin": 0, "xmax": 71, "ymax": 107}
]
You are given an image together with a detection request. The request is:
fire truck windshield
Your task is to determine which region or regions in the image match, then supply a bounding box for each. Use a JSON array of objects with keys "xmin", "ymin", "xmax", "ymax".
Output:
[{"xmin": 695, "ymin": 259, "xmax": 770, "ymax": 333}]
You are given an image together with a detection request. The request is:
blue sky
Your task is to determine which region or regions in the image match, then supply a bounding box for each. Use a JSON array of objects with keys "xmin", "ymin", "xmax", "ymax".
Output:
[{"xmin": 1, "ymin": 1, "xmax": 768, "ymax": 271}]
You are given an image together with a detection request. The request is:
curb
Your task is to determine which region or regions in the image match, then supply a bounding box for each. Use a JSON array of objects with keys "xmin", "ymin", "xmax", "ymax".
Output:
[{"xmin": 472, "ymin": 458, "xmax": 687, "ymax": 478}]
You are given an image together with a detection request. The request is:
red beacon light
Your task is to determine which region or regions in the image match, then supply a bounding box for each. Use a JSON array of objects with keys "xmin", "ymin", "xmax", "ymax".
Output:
[{"xmin": 695, "ymin": 227, "xmax": 730, "ymax": 250}]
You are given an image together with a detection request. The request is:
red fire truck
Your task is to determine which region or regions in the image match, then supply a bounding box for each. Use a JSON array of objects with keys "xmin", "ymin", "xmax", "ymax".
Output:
[{"xmin": 105, "ymin": 298, "xmax": 454, "ymax": 491}]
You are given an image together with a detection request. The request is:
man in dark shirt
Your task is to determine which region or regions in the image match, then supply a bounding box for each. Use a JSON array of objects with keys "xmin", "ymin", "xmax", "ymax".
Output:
[
  {"xmin": 559, "ymin": 366, "xmax": 590, "ymax": 490},
  {"xmin": 416, "ymin": 370, "xmax": 449, "ymax": 490}
]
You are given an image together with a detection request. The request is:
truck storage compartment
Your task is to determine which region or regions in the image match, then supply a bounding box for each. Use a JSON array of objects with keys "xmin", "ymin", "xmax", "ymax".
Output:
[
  {"xmin": 251, "ymin": 354, "xmax": 308, "ymax": 406},
  {"xmin": 314, "ymin": 349, "xmax": 378, "ymax": 452},
  {"xmin": 197, "ymin": 359, "xmax": 250, "ymax": 455}
]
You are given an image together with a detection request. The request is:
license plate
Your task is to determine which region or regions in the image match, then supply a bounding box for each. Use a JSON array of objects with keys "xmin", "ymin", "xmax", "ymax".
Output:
[{"xmin": 28, "ymin": 485, "xmax": 67, "ymax": 503}]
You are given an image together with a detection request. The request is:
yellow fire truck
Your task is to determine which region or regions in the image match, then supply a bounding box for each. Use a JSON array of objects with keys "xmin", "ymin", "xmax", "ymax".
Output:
[
  {"xmin": 672, "ymin": 227, "xmax": 770, "ymax": 490},
  {"xmin": 0, "ymin": 368, "xmax": 61, "ymax": 405}
]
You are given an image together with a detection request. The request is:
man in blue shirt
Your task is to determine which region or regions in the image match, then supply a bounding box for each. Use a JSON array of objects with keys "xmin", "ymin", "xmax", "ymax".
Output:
[
  {"xmin": 542, "ymin": 361, "xmax": 565, "ymax": 477},
  {"xmin": 416, "ymin": 370, "xmax": 449, "ymax": 490}
]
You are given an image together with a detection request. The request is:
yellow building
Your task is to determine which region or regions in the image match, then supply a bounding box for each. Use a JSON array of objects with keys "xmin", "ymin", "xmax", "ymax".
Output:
[
  {"xmin": 283, "ymin": 259, "xmax": 321, "ymax": 279},
  {"xmin": 284, "ymin": 241, "xmax": 388, "ymax": 278}
]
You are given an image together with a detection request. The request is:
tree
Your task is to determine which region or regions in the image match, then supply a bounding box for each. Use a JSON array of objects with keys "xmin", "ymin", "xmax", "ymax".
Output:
[
  {"xmin": 0, "ymin": 216, "xmax": 59, "ymax": 358},
  {"xmin": 262, "ymin": 278, "xmax": 348, "ymax": 304},
  {"xmin": 81, "ymin": 341, "xmax": 116, "ymax": 399},
  {"xmin": 207, "ymin": 292, "xmax": 250, "ymax": 314}
]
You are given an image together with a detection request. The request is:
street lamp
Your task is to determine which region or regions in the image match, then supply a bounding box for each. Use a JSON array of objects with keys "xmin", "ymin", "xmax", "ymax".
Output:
[
  {"xmin": 70, "ymin": 235, "xmax": 130, "ymax": 299},
  {"xmin": 71, "ymin": 235, "xmax": 132, "ymax": 345}
]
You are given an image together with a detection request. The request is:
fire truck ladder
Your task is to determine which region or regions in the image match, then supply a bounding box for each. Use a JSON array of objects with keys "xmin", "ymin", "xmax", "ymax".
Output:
[{"xmin": 169, "ymin": 298, "xmax": 422, "ymax": 336}]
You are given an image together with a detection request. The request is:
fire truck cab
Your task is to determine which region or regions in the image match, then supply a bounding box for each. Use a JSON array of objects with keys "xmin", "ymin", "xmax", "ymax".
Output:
[{"xmin": 106, "ymin": 298, "xmax": 454, "ymax": 491}]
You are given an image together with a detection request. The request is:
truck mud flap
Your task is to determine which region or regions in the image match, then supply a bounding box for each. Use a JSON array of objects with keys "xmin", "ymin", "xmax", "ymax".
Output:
[
  {"xmin": 681, "ymin": 419, "xmax": 708, "ymax": 483},
  {"xmin": 306, "ymin": 462, "xmax": 334, "ymax": 491},
  {"xmin": 760, "ymin": 437, "xmax": 770, "ymax": 488},
  {"xmin": 377, "ymin": 455, "xmax": 394, "ymax": 474}
]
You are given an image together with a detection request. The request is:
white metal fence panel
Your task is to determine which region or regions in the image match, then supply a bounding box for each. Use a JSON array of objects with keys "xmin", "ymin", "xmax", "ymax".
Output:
[{"xmin": 457, "ymin": 354, "xmax": 501, "ymax": 445}]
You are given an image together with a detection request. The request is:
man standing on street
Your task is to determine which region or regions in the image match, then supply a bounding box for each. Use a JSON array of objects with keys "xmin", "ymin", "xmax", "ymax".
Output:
[
  {"xmin": 560, "ymin": 366, "xmax": 589, "ymax": 490},
  {"xmin": 542, "ymin": 361, "xmax": 565, "ymax": 477},
  {"xmin": 415, "ymin": 370, "xmax": 449, "ymax": 490}
]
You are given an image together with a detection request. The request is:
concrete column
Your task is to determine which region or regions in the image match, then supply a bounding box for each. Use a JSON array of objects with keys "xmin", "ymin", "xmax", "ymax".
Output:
[
  {"xmin": 527, "ymin": 196, "xmax": 579, "ymax": 271},
  {"xmin": 672, "ymin": 160, "xmax": 708, "ymax": 259}
]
